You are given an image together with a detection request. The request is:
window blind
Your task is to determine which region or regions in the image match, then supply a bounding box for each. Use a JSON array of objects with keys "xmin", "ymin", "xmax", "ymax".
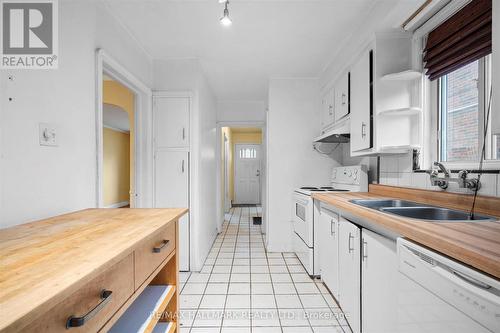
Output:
[{"xmin": 423, "ymin": 0, "xmax": 492, "ymax": 81}]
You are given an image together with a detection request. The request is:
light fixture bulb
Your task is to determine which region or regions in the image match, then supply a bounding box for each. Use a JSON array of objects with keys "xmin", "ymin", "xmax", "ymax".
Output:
[
  {"xmin": 220, "ymin": 14, "xmax": 232, "ymax": 26},
  {"xmin": 220, "ymin": 3, "xmax": 232, "ymax": 26}
]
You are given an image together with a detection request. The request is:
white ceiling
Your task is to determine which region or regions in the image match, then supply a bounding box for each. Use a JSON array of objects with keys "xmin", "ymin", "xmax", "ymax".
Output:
[{"xmin": 103, "ymin": 0, "xmax": 422, "ymax": 100}]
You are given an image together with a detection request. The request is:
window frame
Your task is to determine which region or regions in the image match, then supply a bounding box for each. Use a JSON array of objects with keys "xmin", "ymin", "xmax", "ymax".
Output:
[{"xmin": 436, "ymin": 55, "xmax": 500, "ymax": 170}]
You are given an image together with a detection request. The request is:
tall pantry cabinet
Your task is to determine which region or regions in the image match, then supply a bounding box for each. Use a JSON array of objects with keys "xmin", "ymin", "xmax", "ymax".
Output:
[{"xmin": 153, "ymin": 92, "xmax": 190, "ymax": 271}]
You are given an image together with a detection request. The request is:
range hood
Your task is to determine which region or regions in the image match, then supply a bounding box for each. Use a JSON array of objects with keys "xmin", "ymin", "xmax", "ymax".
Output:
[{"xmin": 313, "ymin": 119, "xmax": 350, "ymax": 143}]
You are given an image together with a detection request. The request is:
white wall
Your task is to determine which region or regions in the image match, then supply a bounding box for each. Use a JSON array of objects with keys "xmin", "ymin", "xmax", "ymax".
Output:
[
  {"xmin": 154, "ymin": 58, "xmax": 218, "ymax": 271},
  {"xmin": 217, "ymin": 100, "xmax": 266, "ymax": 123},
  {"xmin": 194, "ymin": 75, "xmax": 218, "ymax": 270},
  {"xmin": 266, "ymin": 78, "xmax": 342, "ymax": 252},
  {"xmin": 153, "ymin": 58, "xmax": 201, "ymax": 91},
  {"xmin": 0, "ymin": 1, "xmax": 153, "ymax": 228}
]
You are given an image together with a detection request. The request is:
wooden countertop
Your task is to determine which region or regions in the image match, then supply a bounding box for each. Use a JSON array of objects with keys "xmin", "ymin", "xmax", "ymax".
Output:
[
  {"xmin": 0, "ymin": 208, "xmax": 188, "ymax": 332},
  {"xmin": 312, "ymin": 185, "xmax": 500, "ymax": 279}
]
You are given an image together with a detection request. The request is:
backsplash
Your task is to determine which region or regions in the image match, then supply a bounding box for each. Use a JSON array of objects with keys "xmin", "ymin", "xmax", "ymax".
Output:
[{"xmin": 379, "ymin": 153, "xmax": 500, "ymax": 197}]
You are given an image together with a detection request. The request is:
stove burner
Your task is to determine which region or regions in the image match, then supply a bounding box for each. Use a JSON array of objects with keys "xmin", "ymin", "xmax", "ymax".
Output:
[
  {"xmin": 300, "ymin": 187, "xmax": 318, "ymax": 190},
  {"xmin": 320, "ymin": 187, "xmax": 335, "ymax": 190},
  {"xmin": 310, "ymin": 189, "xmax": 327, "ymax": 192}
]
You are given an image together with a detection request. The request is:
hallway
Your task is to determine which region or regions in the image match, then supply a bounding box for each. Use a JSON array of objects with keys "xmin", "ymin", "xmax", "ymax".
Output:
[{"xmin": 178, "ymin": 207, "xmax": 351, "ymax": 333}]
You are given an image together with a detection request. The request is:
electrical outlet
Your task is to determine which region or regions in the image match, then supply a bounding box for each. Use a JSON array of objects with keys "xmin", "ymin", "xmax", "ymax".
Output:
[{"xmin": 39, "ymin": 123, "xmax": 58, "ymax": 147}]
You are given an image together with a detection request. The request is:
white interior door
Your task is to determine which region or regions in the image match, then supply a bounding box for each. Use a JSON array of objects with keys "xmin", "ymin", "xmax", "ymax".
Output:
[
  {"xmin": 234, "ymin": 144, "xmax": 261, "ymax": 205},
  {"xmin": 154, "ymin": 150, "xmax": 190, "ymax": 271}
]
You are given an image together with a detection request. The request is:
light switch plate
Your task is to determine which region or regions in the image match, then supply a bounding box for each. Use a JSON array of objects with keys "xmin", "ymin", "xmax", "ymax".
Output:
[{"xmin": 39, "ymin": 123, "xmax": 58, "ymax": 146}]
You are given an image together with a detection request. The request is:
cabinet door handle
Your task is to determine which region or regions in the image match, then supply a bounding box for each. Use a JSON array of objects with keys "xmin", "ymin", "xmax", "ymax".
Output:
[
  {"xmin": 342, "ymin": 93, "xmax": 346, "ymax": 105},
  {"xmin": 66, "ymin": 290, "xmax": 113, "ymax": 328},
  {"xmin": 329, "ymin": 105, "xmax": 333, "ymax": 116},
  {"xmin": 153, "ymin": 240, "xmax": 170, "ymax": 253},
  {"xmin": 182, "ymin": 127, "xmax": 186, "ymax": 140},
  {"xmin": 362, "ymin": 239, "xmax": 368, "ymax": 261},
  {"xmin": 330, "ymin": 219, "xmax": 335, "ymax": 236},
  {"xmin": 181, "ymin": 160, "xmax": 185, "ymax": 173},
  {"xmin": 361, "ymin": 122, "xmax": 366, "ymax": 138},
  {"xmin": 348, "ymin": 233, "xmax": 354, "ymax": 253}
]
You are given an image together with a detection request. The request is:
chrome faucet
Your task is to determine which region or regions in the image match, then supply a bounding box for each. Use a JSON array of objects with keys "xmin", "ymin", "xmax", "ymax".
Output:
[{"xmin": 426, "ymin": 162, "xmax": 481, "ymax": 191}]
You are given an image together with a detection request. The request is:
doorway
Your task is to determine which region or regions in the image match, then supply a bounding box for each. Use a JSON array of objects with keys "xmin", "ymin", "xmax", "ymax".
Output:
[
  {"xmin": 102, "ymin": 76, "xmax": 134, "ymax": 208},
  {"xmin": 96, "ymin": 49, "xmax": 153, "ymax": 209},
  {"xmin": 218, "ymin": 126, "xmax": 264, "ymax": 230}
]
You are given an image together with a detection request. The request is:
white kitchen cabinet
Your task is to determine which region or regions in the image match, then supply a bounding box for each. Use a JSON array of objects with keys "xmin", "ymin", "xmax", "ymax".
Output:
[
  {"xmin": 153, "ymin": 93, "xmax": 191, "ymax": 271},
  {"xmin": 318, "ymin": 206, "xmax": 340, "ymax": 299},
  {"xmin": 154, "ymin": 97, "xmax": 190, "ymax": 148},
  {"xmin": 349, "ymin": 33, "xmax": 422, "ymax": 156},
  {"xmin": 334, "ymin": 71, "xmax": 350, "ymax": 122},
  {"xmin": 154, "ymin": 150, "xmax": 190, "ymax": 271},
  {"xmin": 350, "ymin": 48, "xmax": 372, "ymax": 153},
  {"xmin": 321, "ymin": 88, "xmax": 335, "ymax": 130},
  {"xmin": 361, "ymin": 229, "xmax": 398, "ymax": 333},
  {"xmin": 338, "ymin": 218, "xmax": 361, "ymax": 333}
]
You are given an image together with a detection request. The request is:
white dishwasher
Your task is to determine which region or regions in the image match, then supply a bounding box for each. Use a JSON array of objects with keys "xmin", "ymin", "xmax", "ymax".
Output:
[{"xmin": 397, "ymin": 238, "xmax": 500, "ymax": 333}]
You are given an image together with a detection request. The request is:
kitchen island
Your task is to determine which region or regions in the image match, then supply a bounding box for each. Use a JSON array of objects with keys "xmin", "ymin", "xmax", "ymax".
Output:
[{"xmin": 0, "ymin": 208, "xmax": 187, "ymax": 333}]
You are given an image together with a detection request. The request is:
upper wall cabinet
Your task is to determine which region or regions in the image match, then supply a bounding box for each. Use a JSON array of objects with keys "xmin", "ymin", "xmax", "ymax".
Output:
[
  {"xmin": 334, "ymin": 71, "xmax": 350, "ymax": 122},
  {"xmin": 154, "ymin": 97, "xmax": 190, "ymax": 148},
  {"xmin": 320, "ymin": 88, "xmax": 335, "ymax": 130},
  {"xmin": 350, "ymin": 33, "xmax": 422, "ymax": 156},
  {"xmin": 350, "ymin": 50, "xmax": 372, "ymax": 152},
  {"xmin": 320, "ymin": 71, "xmax": 350, "ymax": 134}
]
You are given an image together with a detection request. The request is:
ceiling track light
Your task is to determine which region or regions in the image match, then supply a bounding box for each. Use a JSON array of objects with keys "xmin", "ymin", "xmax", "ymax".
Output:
[{"xmin": 220, "ymin": 1, "xmax": 232, "ymax": 26}]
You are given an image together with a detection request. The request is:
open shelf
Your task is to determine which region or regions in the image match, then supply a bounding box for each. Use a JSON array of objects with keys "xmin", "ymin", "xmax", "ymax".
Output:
[
  {"xmin": 381, "ymin": 70, "xmax": 422, "ymax": 81},
  {"xmin": 152, "ymin": 322, "xmax": 176, "ymax": 333},
  {"xmin": 109, "ymin": 285, "xmax": 176, "ymax": 333},
  {"xmin": 378, "ymin": 107, "xmax": 422, "ymax": 116}
]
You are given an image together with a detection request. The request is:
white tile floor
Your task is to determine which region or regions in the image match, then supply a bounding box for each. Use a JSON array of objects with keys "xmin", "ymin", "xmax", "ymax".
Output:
[{"xmin": 178, "ymin": 207, "xmax": 352, "ymax": 333}]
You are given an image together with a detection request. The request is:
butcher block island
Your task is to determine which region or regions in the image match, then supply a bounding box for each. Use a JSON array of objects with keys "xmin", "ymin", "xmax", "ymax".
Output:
[{"xmin": 0, "ymin": 208, "xmax": 188, "ymax": 333}]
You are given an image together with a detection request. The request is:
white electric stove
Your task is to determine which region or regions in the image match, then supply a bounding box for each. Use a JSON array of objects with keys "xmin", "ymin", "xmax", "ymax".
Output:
[{"xmin": 292, "ymin": 165, "xmax": 368, "ymax": 276}]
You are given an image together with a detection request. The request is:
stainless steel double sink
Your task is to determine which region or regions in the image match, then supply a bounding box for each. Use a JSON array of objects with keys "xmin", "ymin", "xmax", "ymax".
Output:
[{"xmin": 349, "ymin": 199, "xmax": 497, "ymax": 222}]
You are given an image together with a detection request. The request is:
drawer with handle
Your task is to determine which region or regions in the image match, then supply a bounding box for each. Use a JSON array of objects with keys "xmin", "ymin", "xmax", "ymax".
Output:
[
  {"xmin": 21, "ymin": 253, "xmax": 134, "ymax": 333},
  {"xmin": 135, "ymin": 220, "xmax": 176, "ymax": 288}
]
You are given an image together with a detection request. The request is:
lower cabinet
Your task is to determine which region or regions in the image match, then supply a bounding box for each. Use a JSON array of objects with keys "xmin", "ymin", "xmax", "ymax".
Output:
[
  {"xmin": 317, "ymin": 209, "xmax": 399, "ymax": 333},
  {"xmin": 318, "ymin": 206, "xmax": 340, "ymax": 299},
  {"xmin": 361, "ymin": 229, "xmax": 398, "ymax": 333},
  {"xmin": 338, "ymin": 218, "xmax": 361, "ymax": 333},
  {"xmin": 154, "ymin": 150, "xmax": 190, "ymax": 272}
]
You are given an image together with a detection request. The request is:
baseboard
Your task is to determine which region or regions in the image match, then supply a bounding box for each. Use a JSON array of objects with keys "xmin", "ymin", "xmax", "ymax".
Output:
[{"xmin": 105, "ymin": 201, "xmax": 130, "ymax": 208}]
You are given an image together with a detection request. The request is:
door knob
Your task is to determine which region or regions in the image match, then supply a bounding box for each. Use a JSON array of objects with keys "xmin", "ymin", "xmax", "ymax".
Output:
[{"xmin": 256, "ymin": 170, "xmax": 260, "ymax": 176}]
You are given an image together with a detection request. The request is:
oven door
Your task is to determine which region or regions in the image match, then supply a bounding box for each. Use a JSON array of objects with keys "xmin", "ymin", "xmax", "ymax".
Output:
[{"xmin": 292, "ymin": 193, "xmax": 313, "ymax": 247}]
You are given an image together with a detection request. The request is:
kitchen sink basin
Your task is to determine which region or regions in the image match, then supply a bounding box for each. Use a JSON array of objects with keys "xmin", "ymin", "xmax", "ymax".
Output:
[
  {"xmin": 350, "ymin": 199, "xmax": 498, "ymax": 222},
  {"xmin": 380, "ymin": 207, "xmax": 496, "ymax": 222},
  {"xmin": 349, "ymin": 199, "xmax": 423, "ymax": 209}
]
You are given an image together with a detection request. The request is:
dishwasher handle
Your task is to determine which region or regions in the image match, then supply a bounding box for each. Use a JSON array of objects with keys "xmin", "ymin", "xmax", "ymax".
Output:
[{"xmin": 452, "ymin": 270, "xmax": 492, "ymax": 290}]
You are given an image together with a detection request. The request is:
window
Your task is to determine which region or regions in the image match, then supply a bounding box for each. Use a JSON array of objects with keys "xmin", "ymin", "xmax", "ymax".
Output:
[
  {"xmin": 438, "ymin": 55, "xmax": 498, "ymax": 163},
  {"xmin": 239, "ymin": 148, "xmax": 257, "ymax": 159}
]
